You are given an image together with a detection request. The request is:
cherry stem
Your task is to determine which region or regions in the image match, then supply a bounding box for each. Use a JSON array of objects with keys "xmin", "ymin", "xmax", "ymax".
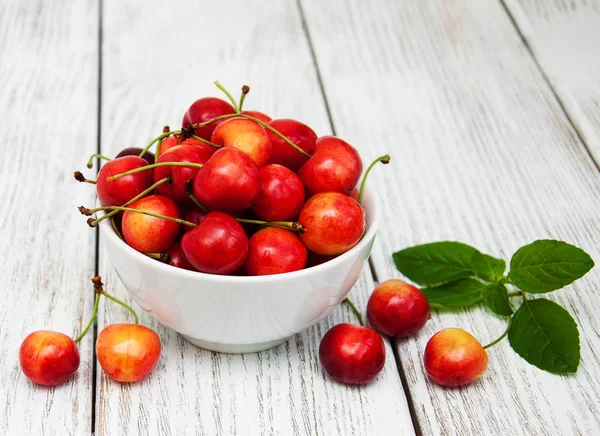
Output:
[
  {"xmin": 86, "ymin": 153, "xmax": 112, "ymax": 168},
  {"xmin": 483, "ymin": 317, "xmax": 512, "ymax": 350},
  {"xmin": 74, "ymin": 171, "xmax": 96, "ymax": 184},
  {"xmin": 343, "ymin": 298, "xmax": 364, "ymax": 326},
  {"xmin": 235, "ymin": 217, "xmax": 306, "ymax": 233},
  {"xmin": 85, "ymin": 176, "xmax": 171, "ymax": 226},
  {"xmin": 107, "ymin": 162, "xmax": 203, "ymax": 181},
  {"xmin": 190, "ymin": 113, "xmax": 312, "ymax": 159},
  {"xmin": 73, "ymin": 276, "xmax": 139, "ymax": 343},
  {"xmin": 358, "ymin": 154, "xmax": 391, "ymax": 205},
  {"xmin": 88, "ymin": 206, "xmax": 196, "ymax": 228},
  {"xmin": 139, "ymin": 130, "xmax": 182, "ymax": 158},
  {"xmin": 184, "ymin": 181, "xmax": 209, "ymax": 212},
  {"xmin": 238, "ymin": 85, "xmax": 250, "ymax": 112},
  {"xmin": 145, "ymin": 252, "xmax": 170, "ymax": 263},
  {"xmin": 190, "ymin": 134, "xmax": 222, "ymax": 149},
  {"xmin": 214, "ymin": 81, "xmax": 239, "ymax": 113}
]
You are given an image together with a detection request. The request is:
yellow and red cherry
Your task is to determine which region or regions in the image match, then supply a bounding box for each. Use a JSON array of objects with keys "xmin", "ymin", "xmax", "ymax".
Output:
[{"xmin": 211, "ymin": 117, "xmax": 272, "ymax": 167}]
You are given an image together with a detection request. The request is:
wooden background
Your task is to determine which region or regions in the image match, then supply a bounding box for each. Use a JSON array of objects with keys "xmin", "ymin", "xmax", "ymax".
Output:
[{"xmin": 1, "ymin": 0, "xmax": 599, "ymax": 434}]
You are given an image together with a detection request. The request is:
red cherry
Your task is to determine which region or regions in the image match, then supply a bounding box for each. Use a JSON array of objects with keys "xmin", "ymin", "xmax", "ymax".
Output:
[
  {"xmin": 181, "ymin": 212, "xmax": 249, "ymax": 275},
  {"xmin": 121, "ymin": 195, "xmax": 181, "ymax": 253},
  {"xmin": 96, "ymin": 323, "xmax": 161, "ymax": 383},
  {"xmin": 115, "ymin": 147, "xmax": 155, "ymax": 165},
  {"xmin": 298, "ymin": 192, "xmax": 365, "ymax": 255},
  {"xmin": 193, "ymin": 148, "xmax": 259, "ymax": 215},
  {"xmin": 251, "ymin": 164, "xmax": 305, "ymax": 222},
  {"xmin": 152, "ymin": 144, "xmax": 213, "ymax": 203},
  {"xmin": 19, "ymin": 331, "xmax": 80, "ymax": 386},
  {"xmin": 211, "ymin": 117, "xmax": 272, "ymax": 167},
  {"xmin": 367, "ymin": 279, "xmax": 430, "ymax": 337},
  {"xmin": 182, "ymin": 205, "xmax": 207, "ymax": 228},
  {"xmin": 96, "ymin": 156, "xmax": 153, "ymax": 206},
  {"xmin": 244, "ymin": 227, "xmax": 308, "ymax": 276},
  {"xmin": 267, "ymin": 119, "xmax": 317, "ymax": 171},
  {"xmin": 319, "ymin": 323, "xmax": 385, "ymax": 384},
  {"xmin": 424, "ymin": 328, "xmax": 488, "ymax": 387},
  {"xmin": 306, "ymin": 251, "xmax": 337, "ymax": 268},
  {"xmin": 241, "ymin": 110, "xmax": 272, "ymax": 123},
  {"xmin": 156, "ymin": 135, "xmax": 181, "ymax": 157},
  {"xmin": 298, "ymin": 136, "xmax": 362, "ymax": 196},
  {"xmin": 166, "ymin": 241, "xmax": 195, "ymax": 271},
  {"xmin": 182, "ymin": 97, "xmax": 236, "ymax": 141}
]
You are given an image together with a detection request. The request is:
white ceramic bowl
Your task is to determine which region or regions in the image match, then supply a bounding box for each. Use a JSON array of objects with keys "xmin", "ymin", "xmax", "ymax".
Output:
[{"xmin": 98, "ymin": 191, "xmax": 380, "ymax": 353}]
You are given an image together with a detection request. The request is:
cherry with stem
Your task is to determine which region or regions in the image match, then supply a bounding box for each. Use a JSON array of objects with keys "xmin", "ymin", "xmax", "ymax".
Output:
[
  {"xmin": 107, "ymin": 162, "xmax": 204, "ymax": 182},
  {"xmin": 343, "ymin": 298, "xmax": 364, "ymax": 326}
]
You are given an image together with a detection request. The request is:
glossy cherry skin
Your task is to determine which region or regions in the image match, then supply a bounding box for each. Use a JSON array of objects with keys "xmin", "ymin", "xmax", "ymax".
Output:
[
  {"xmin": 211, "ymin": 117, "xmax": 272, "ymax": 167},
  {"xmin": 96, "ymin": 156, "xmax": 153, "ymax": 206},
  {"xmin": 298, "ymin": 192, "xmax": 365, "ymax": 255},
  {"xmin": 193, "ymin": 148, "xmax": 259, "ymax": 215},
  {"xmin": 424, "ymin": 328, "xmax": 488, "ymax": 387},
  {"xmin": 241, "ymin": 110, "xmax": 272, "ymax": 123},
  {"xmin": 166, "ymin": 241, "xmax": 195, "ymax": 271},
  {"xmin": 157, "ymin": 135, "xmax": 214, "ymax": 158},
  {"xmin": 19, "ymin": 331, "xmax": 80, "ymax": 386},
  {"xmin": 181, "ymin": 212, "xmax": 249, "ymax": 275},
  {"xmin": 267, "ymin": 119, "xmax": 317, "ymax": 171},
  {"xmin": 319, "ymin": 323, "xmax": 386, "ymax": 385},
  {"xmin": 96, "ymin": 324, "xmax": 161, "ymax": 383},
  {"xmin": 298, "ymin": 136, "xmax": 362, "ymax": 196},
  {"xmin": 367, "ymin": 279, "xmax": 430, "ymax": 337},
  {"xmin": 251, "ymin": 164, "xmax": 305, "ymax": 222},
  {"xmin": 182, "ymin": 205, "xmax": 207, "ymax": 230},
  {"xmin": 153, "ymin": 144, "xmax": 213, "ymax": 203},
  {"xmin": 182, "ymin": 97, "xmax": 236, "ymax": 141},
  {"xmin": 244, "ymin": 227, "xmax": 308, "ymax": 276},
  {"xmin": 121, "ymin": 195, "xmax": 181, "ymax": 253},
  {"xmin": 116, "ymin": 147, "xmax": 154, "ymax": 165}
]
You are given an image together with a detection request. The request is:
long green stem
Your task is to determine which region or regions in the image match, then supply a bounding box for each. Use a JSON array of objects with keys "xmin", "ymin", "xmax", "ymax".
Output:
[
  {"xmin": 74, "ymin": 292, "xmax": 100, "ymax": 343},
  {"xmin": 235, "ymin": 218, "xmax": 306, "ymax": 233},
  {"xmin": 238, "ymin": 85, "xmax": 250, "ymax": 112},
  {"xmin": 108, "ymin": 161, "xmax": 203, "ymax": 181},
  {"xmin": 214, "ymin": 81, "xmax": 239, "ymax": 112},
  {"xmin": 184, "ymin": 183, "xmax": 209, "ymax": 212},
  {"xmin": 87, "ymin": 153, "xmax": 112, "ymax": 169},
  {"xmin": 139, "ymin": 130, "xmax": 182, "ymax": 158},
  {"xmin": 358, "ymin": 155, "xmax": 390, "ymax": 205},
  {"xmin": 88, "ymin": 206, "xmax": 196, "ymax": 228},
  {"xmin": 343, "ymin": 298, "xmax": 364, "ymax": 326},
  {"xmin": 190, "ymin": 134, "xmax": 221, "ymax": 149},
  {"xmin": 84, "ymin": 176, "xmax": 170, "ymax": 226},
  {"xmin": 102, "ymin": 291, "xmax": 139, "ymax": 324},
  {"xmin": 483, "ymin": 317, "xmax": 512, "ymax": 350},
  {"xmin": 190, "ymin": 113, "xmax": 312, "ymax": 158}
]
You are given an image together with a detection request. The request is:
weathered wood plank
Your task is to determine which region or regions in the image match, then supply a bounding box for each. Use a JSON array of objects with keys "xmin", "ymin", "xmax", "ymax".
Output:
[
  {"xmin": 503, "ymin": 0, "xmax": 600, "ymax": 167},
  {"xmin": 96, "ymin": 0, "xmax": 413, "ymax": 435},
  {"xmin": 301, "ymin": 0, "xmax": 600, "ymax": 434},
  {"xmin": 0, "ymin": 0, "xmax": 98, "ymax": 435}
]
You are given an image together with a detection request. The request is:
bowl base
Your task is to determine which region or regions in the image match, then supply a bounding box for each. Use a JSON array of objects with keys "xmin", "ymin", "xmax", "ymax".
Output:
[{"xmin": 181, "ymin": 334, "xmax": 291, "ymax": 354}]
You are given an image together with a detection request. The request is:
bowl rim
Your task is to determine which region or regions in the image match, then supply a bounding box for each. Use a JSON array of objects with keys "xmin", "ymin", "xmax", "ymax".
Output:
[{"xmin": 98, "ymin": 189, "xmax": 380, "ymax": 283}]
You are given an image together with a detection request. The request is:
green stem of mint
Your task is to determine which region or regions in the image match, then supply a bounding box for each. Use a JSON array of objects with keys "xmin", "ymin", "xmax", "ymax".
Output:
[
  {"xmin": 483, "ymin": 317, "xmax": 512, "ymax": 350},
  {"xmin": 358, "ymin": 154, "xmax": 390, "ymax": 205},
  {"xmin": 343, "ymin": 298, "xmax": 364, "ymax": 326}
]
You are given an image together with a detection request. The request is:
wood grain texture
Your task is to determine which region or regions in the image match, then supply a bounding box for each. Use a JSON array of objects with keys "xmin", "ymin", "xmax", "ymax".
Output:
[
  {"xmin": 301, "ymin": 0, "xmax": 600, "ymax": 434},
  {"xmin": 502, "ymin": 0, "xmax": 600, "ymax": 167},
  {"xmin": 96, "ymin": 0, "xmax": 413, "ymax": 434},
  {"xmin": 0, "ymin": 0, "xmax": 98, "ymax": 435}
]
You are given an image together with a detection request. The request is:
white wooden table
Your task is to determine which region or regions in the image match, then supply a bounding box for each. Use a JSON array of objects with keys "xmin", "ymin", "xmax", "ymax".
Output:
[{"xmin": 2, "ymin": 0, "xmax": 600, "ymax": 434}]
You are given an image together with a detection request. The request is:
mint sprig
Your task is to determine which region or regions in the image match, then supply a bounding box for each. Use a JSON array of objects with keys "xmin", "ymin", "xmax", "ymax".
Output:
[{"xmin": 392, "ymin": 239, "xmax": 594, "ymax": 374}]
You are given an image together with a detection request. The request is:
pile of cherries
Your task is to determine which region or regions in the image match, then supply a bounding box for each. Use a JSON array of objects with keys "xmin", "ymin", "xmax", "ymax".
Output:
[{"xmin": 76, "ymin": 82, "xmax": 385, "ymax": 276}]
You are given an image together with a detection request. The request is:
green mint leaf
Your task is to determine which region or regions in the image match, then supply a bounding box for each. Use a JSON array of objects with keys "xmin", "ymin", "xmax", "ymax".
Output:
[
  {"xmin": 471, "ymin": 251, "xmax": 506, "ymax": 282},
  {"xmin": 508, "ymin": 240, "xmax": 594, "ymax": 294},
  {"xmin": 481, "ymin": 283, "xmax": 512, "ymax": 316},
  {"xmin": 508, "ymin": 299, "xmax": 580, "ymax": 373},
  {"xmin": 421, "ymin": 278, "xmax": 485, "ymax": 307},
  {"xmin": 392, "ymin": 242, "xmax": 478, "ymax": 286}
]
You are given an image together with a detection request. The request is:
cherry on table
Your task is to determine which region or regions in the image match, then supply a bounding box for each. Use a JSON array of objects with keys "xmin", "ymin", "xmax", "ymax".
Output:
[
  {"xmin": 267, "ymin": 119, "xmax": 317, "ymax": 171},
  {"xmin": 319, "ymin": 323, "xmax": 386, "ymax": 385},
  {"xmin": 244, "ymin": 227, "xmax": 308, "ymax": 276},
  {"xmin": 367, "ymin": 279, "xmax": 430, "ymax": 337},
  {"xmin": 251, "ymin": 164, "xmax": 305, "ymax": 222},
  {"xmin": 424, "ymin": 328, "xmax": 488, "ymax": 387},
  {"xmin": 182, "ymin": 97, "xmax": 236, "ymax": 141},
  {"xmin": 19, "ymin": 331, "xmax": 80, "ymax": 386},
  {"xmin": 96, "ymin": 323, "xmax": 161, "ymax": 383},
  {"xmin": 96, "ymin": 156, "xmax": 153, "ymax": 207}
]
